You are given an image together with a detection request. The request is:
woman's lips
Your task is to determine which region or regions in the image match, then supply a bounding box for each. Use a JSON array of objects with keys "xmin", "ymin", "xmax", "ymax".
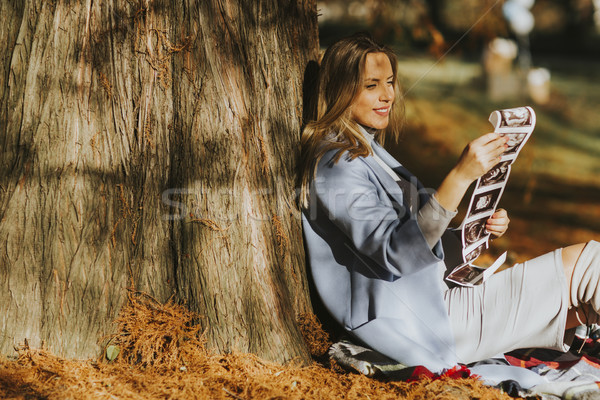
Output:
[{"xmin": 374, "ymin": 107, "xmax": 390, "ymax": 116}]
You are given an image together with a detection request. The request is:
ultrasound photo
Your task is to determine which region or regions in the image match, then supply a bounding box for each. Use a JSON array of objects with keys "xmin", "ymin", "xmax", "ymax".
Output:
[
  {"xmin": 500, "ymin": 107, "xmax": 532, "ymax": 127},
  {"xmin": 481, "ymin": 161, "xmax": 510, "ymax": 186},
  {"xmin": 446, "ymin": 264, "xmax": 484, "ymax": 286},
  {"xmin": 464, "ymin": 242, "xmax": 486, "ymax": 263},
  {"xmin": 470, "ymin": 188, "xmax": 502, "ymax": 216},
  {"xmin": 464, "ymin": 218, "xmax": 488, "ymax": 246},
  {"xmin": 503, "ymin": 132, "xmax": 528, "ymax": 155}
]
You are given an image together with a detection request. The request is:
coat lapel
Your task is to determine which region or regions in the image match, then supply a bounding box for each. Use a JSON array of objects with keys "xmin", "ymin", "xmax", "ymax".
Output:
[
  {"xmin": 370, "ymin": 141, "xmax": 430, "ymax": 207},
  {"xmin": 371, "ymin": 142, "xmax": 419, "ymax": 186},
  {"xmin": 362, "ymin": 155, "xmax": 406, "ymax": 208}
]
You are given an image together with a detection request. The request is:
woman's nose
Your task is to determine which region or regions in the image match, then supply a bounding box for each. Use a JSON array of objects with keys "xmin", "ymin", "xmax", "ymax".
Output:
[{"xmin": 380, "ymin": 86, "xmax": 393, "ymax": 102}]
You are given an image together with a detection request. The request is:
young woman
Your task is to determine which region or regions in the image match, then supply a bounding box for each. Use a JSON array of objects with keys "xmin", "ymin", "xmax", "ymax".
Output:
[{"xmin": 300, "ymin": 32, "xmax": 600, "ymax": 372}]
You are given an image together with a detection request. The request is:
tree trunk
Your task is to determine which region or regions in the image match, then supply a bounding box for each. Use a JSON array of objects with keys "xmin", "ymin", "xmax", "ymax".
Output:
[{"xmin": 0, "ymin": 0, "xmax": 318, "ymax": 364}]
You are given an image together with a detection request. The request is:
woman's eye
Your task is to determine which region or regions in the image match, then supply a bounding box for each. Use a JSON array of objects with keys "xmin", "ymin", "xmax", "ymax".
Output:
[
  {"xmin": 366, "ymin": 84, "xmax": 376, "ymax": 89},
  {"xmin": 387, "ymin": 81, "xmax": 394, "ymax": 86}
]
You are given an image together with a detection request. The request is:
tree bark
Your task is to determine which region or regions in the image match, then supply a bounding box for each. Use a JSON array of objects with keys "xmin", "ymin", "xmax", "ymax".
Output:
[{"xmin": 0, "ymin": 0, "xmax": 318, "ymax": 364}]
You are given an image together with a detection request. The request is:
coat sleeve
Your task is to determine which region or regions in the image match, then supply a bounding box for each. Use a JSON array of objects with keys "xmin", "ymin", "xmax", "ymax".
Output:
[
  {"xmin": 310, "ymin": 154, "xmax": 444, "ymax": 277},
  {"xmin": 417, "ymin": 195, "xmax": 457, "ymax": 248}
]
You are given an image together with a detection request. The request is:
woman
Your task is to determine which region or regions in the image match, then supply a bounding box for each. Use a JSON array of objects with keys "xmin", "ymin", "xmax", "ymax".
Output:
[{"xmin": 300, "ymin": 32, "xmax": 600, "ymax": 372}]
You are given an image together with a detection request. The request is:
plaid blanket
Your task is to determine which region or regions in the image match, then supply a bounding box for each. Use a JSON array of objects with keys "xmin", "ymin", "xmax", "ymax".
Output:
[
  {"xmin": 329, "ymin": 328, "xmax": 600, "ymax": 400},
  {"xmin": 503, "ymin": 328, "xmax": 600, "ymax": 399},
  {"xmin": 328, "ymin": 340, "xmax": 470, "ymax": 382}
]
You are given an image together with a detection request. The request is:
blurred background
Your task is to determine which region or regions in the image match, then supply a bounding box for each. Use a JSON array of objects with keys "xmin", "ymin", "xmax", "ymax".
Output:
[{"xmin": 317, "ymin": 0, "xmax": 600, "ymax": 263}]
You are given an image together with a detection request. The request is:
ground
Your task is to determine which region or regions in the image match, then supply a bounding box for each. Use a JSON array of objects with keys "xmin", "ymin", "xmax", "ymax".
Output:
[{"xmin": 0, "ymin": 293, "xmax": 515, "ymax": 400}]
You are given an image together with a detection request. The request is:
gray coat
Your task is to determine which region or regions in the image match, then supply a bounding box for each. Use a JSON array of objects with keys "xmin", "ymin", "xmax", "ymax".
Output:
[
  {"xmin": 302, "ymin": 140, "xmax": 550, "ymax": 387},
  {"xmin": 302, "ymin": 140, "xmax": 458, "ymax": 372}
]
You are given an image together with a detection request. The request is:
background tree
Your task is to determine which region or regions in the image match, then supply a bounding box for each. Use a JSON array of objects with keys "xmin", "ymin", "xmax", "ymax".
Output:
[{"xmin": 0, "ymin": 0, "xmax": 318, "ymax": 364}]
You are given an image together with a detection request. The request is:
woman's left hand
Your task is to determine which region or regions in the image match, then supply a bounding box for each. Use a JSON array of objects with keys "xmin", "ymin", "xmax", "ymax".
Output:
[{"xmin": 486, "ymin": 208, "xmax": 510, "ymax": 238}]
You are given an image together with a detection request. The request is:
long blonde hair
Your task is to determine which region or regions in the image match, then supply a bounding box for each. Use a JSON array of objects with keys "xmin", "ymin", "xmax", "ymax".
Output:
[{"xmin": 299, "ymin": 33, "xmax": 404, "ymax": 208}]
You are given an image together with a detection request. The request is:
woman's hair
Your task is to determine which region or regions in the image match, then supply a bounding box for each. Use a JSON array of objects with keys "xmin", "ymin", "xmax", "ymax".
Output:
[{"xmin": 298, "ymin": 32, "xmax": 404, "ymax": 208}]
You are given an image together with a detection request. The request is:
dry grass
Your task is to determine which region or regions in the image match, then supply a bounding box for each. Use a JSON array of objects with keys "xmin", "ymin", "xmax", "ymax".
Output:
[{"xmin": 0, "ymin": 293, "xmax": 515, "ymax": 400}]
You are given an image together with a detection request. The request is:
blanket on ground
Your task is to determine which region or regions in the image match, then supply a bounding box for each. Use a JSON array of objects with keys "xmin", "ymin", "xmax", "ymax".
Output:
[{"xmin": 329, "ymin": 329, "xmax": 600, "ymax": 400}]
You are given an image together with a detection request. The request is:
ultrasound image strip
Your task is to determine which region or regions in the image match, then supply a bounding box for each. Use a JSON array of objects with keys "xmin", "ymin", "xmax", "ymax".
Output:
[{"xmin": 457, "ymin": 106, "xmax": 536, "ymax": 264}]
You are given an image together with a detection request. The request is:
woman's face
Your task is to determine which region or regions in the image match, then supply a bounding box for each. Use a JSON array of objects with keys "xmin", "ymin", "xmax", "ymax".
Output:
[{"xmin": 350, "ymin": 52, "xmax": 395, "ymax": 130}]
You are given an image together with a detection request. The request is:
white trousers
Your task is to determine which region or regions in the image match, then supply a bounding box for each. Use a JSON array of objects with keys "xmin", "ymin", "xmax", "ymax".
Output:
[{"xmin": 444, "ymin": 249, "xmax": 572, "ymax": 364}]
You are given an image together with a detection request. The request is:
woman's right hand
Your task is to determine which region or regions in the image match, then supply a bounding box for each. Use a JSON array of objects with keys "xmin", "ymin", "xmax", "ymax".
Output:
[
  {"xmin": 434, "ymin": 133, "xmax": 507, "ymax": 213},
  {"xmin": 453, "ymin": 133, "xmax": 508, "ymax": 183}
]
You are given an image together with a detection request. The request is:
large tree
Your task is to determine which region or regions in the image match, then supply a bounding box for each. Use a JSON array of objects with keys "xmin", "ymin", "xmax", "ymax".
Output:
[{"xmin": 0, "ymin": 0, "xmax": 318, "ymax": 364}]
